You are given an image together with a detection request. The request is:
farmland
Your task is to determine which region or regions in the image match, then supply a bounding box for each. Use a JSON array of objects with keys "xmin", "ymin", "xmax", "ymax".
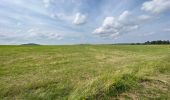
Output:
[{"xmin": 0, "ymin": 45, "xmax": 170, "ymax": 100}]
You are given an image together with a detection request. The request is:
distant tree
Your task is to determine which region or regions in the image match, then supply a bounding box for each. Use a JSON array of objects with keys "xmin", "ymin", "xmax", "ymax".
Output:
[
  {"xmin": 22, "ymin": 43, "xmax": 40, "ymax": 45},
  {"xmin": 144, "ymin": 40, "xmax": 170, "ymax": 45}
]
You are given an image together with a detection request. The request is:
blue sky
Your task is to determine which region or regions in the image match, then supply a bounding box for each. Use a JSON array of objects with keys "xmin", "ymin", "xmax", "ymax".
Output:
[{"xmin": 0, "ymin": 0, "xmax": 170, "ymax": 44}]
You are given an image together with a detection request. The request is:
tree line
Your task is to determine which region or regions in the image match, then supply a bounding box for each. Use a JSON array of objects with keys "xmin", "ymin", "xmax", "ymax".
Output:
[{"xmin": 131, "ymin": 40, "xmax": 170, "ymax": 45}]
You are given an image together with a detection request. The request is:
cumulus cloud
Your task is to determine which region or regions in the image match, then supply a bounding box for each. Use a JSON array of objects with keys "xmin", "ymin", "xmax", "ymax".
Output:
[
  {"xmin": 118, "ymin": 11, "xmax": 131, "ymax": 22},
  {"xmin": 141, "ymin": 0, "xmax": 170, "ymax": 14},
  {"xmin": 93, "ymin": 11, "xmax": 139, "ymax": 38},
  {"xmin": 73, "ymin": 13, "xmax": 87, "ymax": 25}
]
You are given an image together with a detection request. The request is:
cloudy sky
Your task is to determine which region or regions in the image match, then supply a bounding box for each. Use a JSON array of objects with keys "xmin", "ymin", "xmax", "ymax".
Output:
[{"xmin": 0, "ymin": 0, "xmax": 170, "ymax": 44}]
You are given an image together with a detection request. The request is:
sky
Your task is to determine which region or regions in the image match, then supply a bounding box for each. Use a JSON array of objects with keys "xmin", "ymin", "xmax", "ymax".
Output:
[{"xmin": 0, "ymin": 0, "xmax": 170, "ymax": 45}]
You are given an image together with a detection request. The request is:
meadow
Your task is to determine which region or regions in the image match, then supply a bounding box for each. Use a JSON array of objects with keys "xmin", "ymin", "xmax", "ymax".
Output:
[{"xmin": 0, "ymin": 45, "xmax": 170, "ymax": 100}]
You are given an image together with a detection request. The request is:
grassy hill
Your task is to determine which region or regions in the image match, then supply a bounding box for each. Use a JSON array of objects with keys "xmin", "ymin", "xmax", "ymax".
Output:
[{"xmin": 0, "ymin": 45, "xmax": 170, "ymax": 100}]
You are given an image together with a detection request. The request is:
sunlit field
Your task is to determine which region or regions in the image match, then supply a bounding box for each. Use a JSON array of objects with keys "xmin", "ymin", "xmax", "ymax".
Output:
[{"xmin": 0, "ymin": 45, "xmax": 170, "ymax": 100}]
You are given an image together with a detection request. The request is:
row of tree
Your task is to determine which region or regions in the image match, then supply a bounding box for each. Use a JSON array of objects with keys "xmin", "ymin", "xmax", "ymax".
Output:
[
  {"xmin": 144, "ymin": 40, "xmax": 170, "ymax": 44},
  {"xmin": 131, "ymin": 40, "xmax": 170, "ymax": 45}
]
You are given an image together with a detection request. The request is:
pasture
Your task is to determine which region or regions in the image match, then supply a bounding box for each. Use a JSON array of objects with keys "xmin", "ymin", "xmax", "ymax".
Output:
[{"xmin": 0, "ymin": 45, "xmax": 170, "ymax": 100}]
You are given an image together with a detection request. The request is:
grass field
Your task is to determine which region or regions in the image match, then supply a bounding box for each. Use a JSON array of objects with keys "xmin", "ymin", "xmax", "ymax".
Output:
[{"xmin": 0, "ymin": 45, "xmax": 170, "ymax": 100}]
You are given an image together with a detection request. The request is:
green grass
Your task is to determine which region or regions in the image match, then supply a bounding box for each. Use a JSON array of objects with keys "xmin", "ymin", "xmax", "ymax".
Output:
[{"xmin": 0, "ymin": 45, "xmax": 170, "ymax": 100}]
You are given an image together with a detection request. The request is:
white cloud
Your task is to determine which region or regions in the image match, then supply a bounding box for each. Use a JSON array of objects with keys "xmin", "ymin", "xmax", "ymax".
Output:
[
  {"xmin": 46, "ymin": 33, "xmax": 63, "ymax": 40},
  {"xmin": 141, "ymin": 0, "xmax": 170, "ymax": 14},
  {"xmin": 138, "ymin": 15, "xmax": 152, "ymax": 20},
  {"xmin": 27, "ymin": 29, "xmax": 63, "ymax": 40},
  {"xmin": 118, "ymin": 11, "xmax": 131, "ymax": 22},
  {"xmin": 51, "ymin": 13, "xmax": 74, "ymax": 22},
  {"xmin": 127, "ymin": 25, "xmax": 139, "ymax": 31},
  {"xmin": 43, "ymin": 0, "xmax": 51, "ymax": 8},
  {"xmin": 102, "ymin": 17, "xmax": 115, "ymax": 27},
  {"xmin": 93, "ymin": 11, "xmax": 138, "ymax": 38},
  {"xmin": 73, "ymin": 13, "xmax": 87, "ymax": 25}
]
